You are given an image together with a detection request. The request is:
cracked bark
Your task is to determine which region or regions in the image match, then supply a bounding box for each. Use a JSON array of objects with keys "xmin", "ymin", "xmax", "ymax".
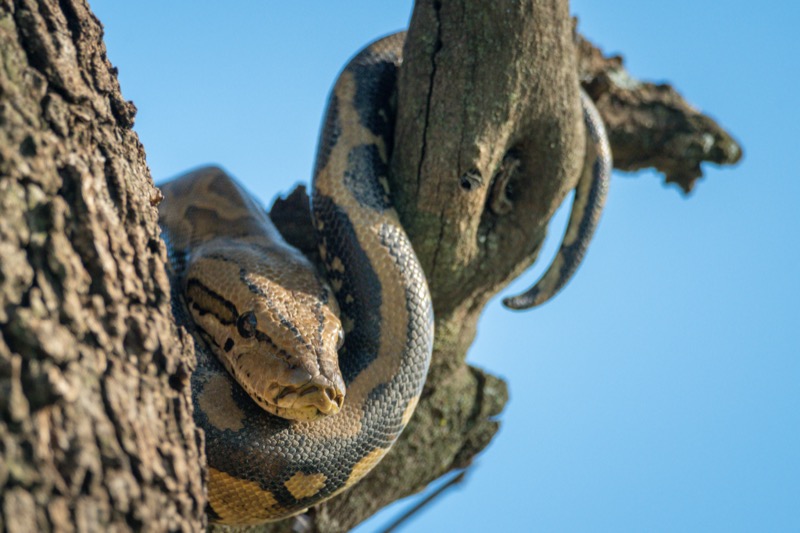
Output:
[
  {"xmin": 0, "ymin": 0, "xmax": 203, "ymax": 531},
  {"xmin": 0, "ymin": 0, "xmax": 740, "ymax": 532}
]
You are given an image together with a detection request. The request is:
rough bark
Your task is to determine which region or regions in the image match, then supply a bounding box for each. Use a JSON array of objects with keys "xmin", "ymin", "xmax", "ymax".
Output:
[
  {"xmin": 575, "ymin": 28, "xmax": 742, "ymax": 193},
  {"xmin": 0, "ymin": 0, "xmax": 740, "ymax": 532},
  {"xmin": 0, "ymin": 0, "xmax": 204, "ymax": 531}
]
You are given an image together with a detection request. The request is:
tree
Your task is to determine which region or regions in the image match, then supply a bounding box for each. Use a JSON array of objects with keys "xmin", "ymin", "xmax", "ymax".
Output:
[{"xmin": 0, "ymin": 1, "xmax": 739, "ymax": 532}]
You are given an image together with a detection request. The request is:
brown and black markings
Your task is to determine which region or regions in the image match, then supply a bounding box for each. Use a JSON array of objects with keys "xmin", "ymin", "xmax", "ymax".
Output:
[
  {"xmin": 502, "ymin": 90, "xmax": 612, "ymax": 309},
  {"xmin": 160, "ymin": 27, "xmax": 610, "ymax": 524},
  {"xmin": 160, "ymin": 32, "xmax": 435, "ymax": 524}
]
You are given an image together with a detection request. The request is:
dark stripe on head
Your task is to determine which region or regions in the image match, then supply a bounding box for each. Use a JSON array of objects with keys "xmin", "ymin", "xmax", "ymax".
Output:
[
  {"xmin": 195, "ymin": 329, "xmax": 219, "ymax": 358},
  {"xmin": 313, "ymin": 300, "xmax": 325, "ymax": 347},
  {"xmin": 237, "ymin": 267, "xmax": 314, "ymax": 354},
  {"xmin": 253, "ymin": 330, "xmax": 293, "ymax": 363},
  {"xmin": 186, "ymin": 278, "xmax": 239, "ymax": 324}
]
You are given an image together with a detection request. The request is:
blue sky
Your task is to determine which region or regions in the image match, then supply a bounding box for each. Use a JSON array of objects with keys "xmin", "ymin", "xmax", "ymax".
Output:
[{"xmin": 91, "ymin": 2, "xmax": 799, "ymax": 531}]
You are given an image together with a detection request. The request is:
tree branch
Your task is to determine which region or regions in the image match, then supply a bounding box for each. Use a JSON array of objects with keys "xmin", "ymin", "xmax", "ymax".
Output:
[{"xmin": 575, "ymin": 27, "xmax": 742, "ymax": 193}]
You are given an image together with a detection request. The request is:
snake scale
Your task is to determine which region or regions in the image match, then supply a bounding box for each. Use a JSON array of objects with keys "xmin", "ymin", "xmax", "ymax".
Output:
[{"xmin": 158, "ymin": 32, "xmax": 610, "ymax": 525}]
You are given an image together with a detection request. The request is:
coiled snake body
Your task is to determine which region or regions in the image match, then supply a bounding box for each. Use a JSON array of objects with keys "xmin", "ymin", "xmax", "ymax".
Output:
[{"xmin": 159, "ymin": 32, "xmax": 610, "ymax": 525}]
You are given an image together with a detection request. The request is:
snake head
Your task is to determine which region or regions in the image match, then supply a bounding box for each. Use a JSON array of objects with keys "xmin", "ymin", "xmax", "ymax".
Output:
[{"xmin": 185, "ymin": 239, "xmax": 346, "ymax": 422}]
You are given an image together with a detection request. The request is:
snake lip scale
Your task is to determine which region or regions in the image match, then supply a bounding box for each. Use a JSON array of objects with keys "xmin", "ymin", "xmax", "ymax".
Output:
[{"xmin": 158, "ymin": 31, "xmax": 610, "ymax": 525}]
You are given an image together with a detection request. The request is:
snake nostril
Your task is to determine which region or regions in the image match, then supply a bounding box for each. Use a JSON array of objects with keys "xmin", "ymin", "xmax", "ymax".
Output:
[{"xmin": 325, "ymin": 387, "xmax": 344, "ymax": 407}]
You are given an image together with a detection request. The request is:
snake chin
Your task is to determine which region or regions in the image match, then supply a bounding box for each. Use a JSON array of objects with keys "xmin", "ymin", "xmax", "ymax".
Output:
[
  {"xmin": 270, "ymin": 380, "xmax": 345, "ymax": 421},
  {"xmin": 221, "ymin": 347, "xmax": 346, "ymax": 421}
]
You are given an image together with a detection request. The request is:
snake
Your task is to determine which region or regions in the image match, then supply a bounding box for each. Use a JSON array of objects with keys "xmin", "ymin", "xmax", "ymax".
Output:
[{"xmin": 158, "ymin": 32, "xmax": 610, "ymax": 525}]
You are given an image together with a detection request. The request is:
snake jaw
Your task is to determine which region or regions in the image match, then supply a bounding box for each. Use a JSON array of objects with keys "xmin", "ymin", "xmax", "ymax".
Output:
[
  {"xmin": 182, "ymin": 233, "xmax": 348, "ymax": 422},
  {"xmin": 272, "ymin": 378, "xmax": 345, "ymax": 420},
  {"xmin": 220, "ymin": 348, "xmax": 346, "ymax": 421}
]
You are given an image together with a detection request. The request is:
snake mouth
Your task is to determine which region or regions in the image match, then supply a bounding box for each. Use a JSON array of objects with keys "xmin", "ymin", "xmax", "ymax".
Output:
[{"xmin": 272, "ymin": 382, "xmax": 345, "ymax": 421}]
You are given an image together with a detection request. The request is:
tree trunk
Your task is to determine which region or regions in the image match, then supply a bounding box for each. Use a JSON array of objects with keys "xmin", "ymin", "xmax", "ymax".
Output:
[
  {"xmin": 0, "ymin": 0, "xmax": 204, "ymax": 531},
  {"xmin": 0, "ymin": 1, "xmax": 740, "ymax": 532}
]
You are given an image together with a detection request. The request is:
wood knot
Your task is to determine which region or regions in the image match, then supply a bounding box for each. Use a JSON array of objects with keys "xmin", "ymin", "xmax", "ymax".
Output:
[
  {"xmin": 488, "ymin": 153, "xmax": 521, "ymax": 215},
  {"xmin": 459, "ymin": 169, "xmax": 483, "ymax": 192}
]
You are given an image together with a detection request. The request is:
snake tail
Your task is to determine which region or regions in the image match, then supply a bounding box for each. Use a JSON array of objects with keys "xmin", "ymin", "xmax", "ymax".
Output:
[{"xmin": 503, "ymin": 90, "xmax": 612, "ymax": 310}]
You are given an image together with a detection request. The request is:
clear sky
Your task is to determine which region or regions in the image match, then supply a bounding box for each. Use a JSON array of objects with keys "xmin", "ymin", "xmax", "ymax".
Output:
[{"xmin": 90, "ymin": 2, "xmax": 799, "ymax": 531}]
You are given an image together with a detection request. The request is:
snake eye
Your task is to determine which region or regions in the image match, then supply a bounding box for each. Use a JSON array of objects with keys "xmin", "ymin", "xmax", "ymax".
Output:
[
  {"xmin": 336, "ymin": 329, "xmax": 345, "ymax": 350},
  {"xmin": 237, "ymin": 312, "xmax": 258, "ymax": 338}
]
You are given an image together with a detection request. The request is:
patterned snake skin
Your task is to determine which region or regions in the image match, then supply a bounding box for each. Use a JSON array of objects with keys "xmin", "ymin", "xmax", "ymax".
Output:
[{"xmin": 158, "ymin": 31, "xmax": 610, "ymax": 525}]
